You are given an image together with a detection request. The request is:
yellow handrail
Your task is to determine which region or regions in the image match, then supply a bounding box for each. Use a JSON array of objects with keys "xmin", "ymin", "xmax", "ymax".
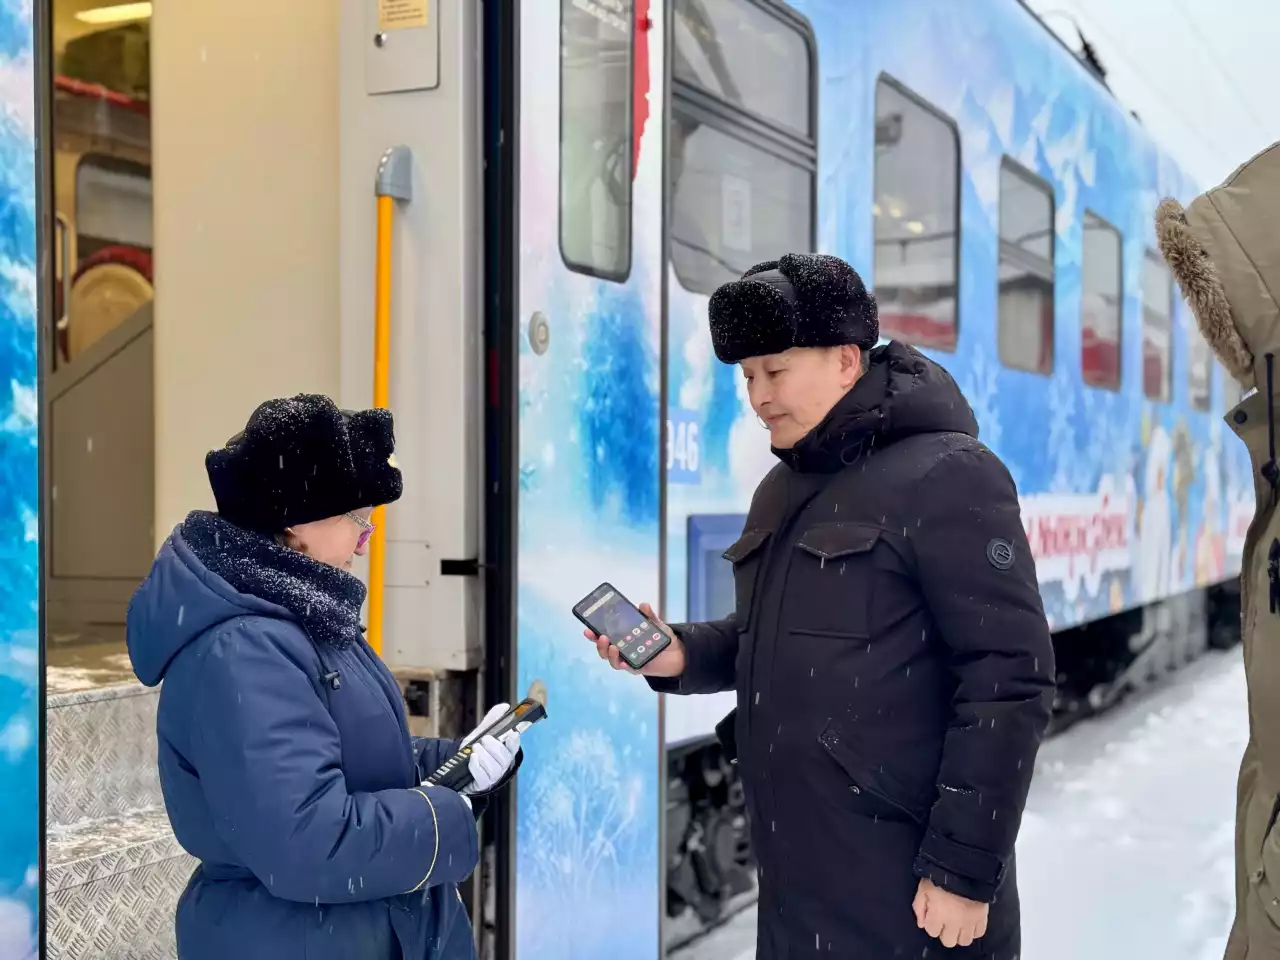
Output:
[
  {"xmin": 369, "ymin": 195, "xmax": 392, "ymax": 656},
  {"xmin": 369, "ymin": 147, "xmax": 412, "ymax": 657}
]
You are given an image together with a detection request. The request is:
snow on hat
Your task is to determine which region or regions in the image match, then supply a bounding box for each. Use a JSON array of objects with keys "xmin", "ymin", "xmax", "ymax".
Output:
[
  {"xmin": 206, "ymin": 394, "xmax": 403, "ymax": 534},
  {"xmin": 707, "ymin": 253, "xmax": 879, "ymax": 364}
]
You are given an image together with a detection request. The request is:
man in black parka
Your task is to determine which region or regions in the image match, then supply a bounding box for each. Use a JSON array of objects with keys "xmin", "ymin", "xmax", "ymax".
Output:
[{"xmin": 586, "ymin": 254, "xmax": 1055, "ymax": 958}]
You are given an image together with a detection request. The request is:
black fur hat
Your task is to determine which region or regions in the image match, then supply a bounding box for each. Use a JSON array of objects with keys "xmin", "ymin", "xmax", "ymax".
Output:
[
  {"xmin": 206, "ymin": 394, "xmax": 403, "ymax": 534},
  {"xmin": 707, "ymin": 253, "xmax": 878, "ymax": 364}
]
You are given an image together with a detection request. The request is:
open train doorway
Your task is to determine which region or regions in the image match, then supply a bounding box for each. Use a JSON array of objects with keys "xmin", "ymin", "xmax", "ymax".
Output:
[{"xmin": 44, "ymin": 0, "xmax": 153, "ymax": 694}]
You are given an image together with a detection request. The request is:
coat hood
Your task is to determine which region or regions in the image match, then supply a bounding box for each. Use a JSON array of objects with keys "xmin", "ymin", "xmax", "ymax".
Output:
[
  {"xmin": 126, "ymin": 511, "xmax": 367, "ymax": 686},
  {"xmin": 774, "ymin": 340, "xmax": 978, "ymax": 473},
  {"xmin": 1155, "ymin": 140, "xmax": 1280, "ymax": 392}
]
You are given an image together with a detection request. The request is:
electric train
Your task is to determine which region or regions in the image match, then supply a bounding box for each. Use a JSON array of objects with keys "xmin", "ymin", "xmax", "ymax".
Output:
[{"xmin": 0, "ymin": 0, "xmax": 1255, "ymax": 956}]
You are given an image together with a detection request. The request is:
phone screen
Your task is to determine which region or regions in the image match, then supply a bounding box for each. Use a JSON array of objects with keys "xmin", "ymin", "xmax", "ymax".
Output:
[{"xmin": 574, "ymin": 584, "xmax": 670, "ymax": 669}]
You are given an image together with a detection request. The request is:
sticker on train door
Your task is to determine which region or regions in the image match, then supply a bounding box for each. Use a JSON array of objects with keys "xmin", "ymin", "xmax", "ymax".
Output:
[
  {"xmin": 379, "ymin": 0, "xmax": 427, "ymax": 31},
  {"xmin": 667, "ymin": 409, "xmax": 701, "ymax": 485}
]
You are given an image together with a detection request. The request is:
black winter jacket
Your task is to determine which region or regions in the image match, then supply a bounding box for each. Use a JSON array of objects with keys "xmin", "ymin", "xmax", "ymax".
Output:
[{"xmin": 651, "ymin": 342, "xmax": 1055, "ymax": 959}]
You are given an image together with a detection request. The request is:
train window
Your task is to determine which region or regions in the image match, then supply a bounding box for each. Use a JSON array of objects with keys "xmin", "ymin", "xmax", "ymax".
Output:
[
  {"xmin": 873, "ymin": 77, "xmax": 960, "ymax": 352},
  {"xmin": 996, "ymin": 159, "xmax": 1054, "ymax": 374},
  {"xmin": 669, "ymin": 117, "xmax": 813, "ymax": 294},
  {"xmin": 672, "ymin": 0, "xmax": 813, "ymax": 136},
  {"xmin": 667, "ymin": 0, "xmax": 816, "ymax": 296},
  {"xmin": 559, "ymin": 0, "xmax": 634, "ymax": 282},
  {"xmin": 1188, "ymin": 322, "xmax": 1213, "ymax": 412},
  {"xmin": 1080, "ymin": 211, "xmax": 1122, "ymax": 390},
  {"xmin": 1141, "ymin": 251, "xmax": 1172, "ymax": 403}
]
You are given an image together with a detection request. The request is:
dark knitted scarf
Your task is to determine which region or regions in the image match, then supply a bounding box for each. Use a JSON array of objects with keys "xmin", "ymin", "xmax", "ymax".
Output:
[{"xmin": 179, "ymin": 510, "xmax": 366, "ymax": 649}]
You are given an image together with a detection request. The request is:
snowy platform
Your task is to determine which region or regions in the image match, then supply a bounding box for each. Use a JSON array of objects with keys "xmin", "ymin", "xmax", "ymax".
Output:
[{"xmin": 674, "ymin": 649, "xmax": 1249, "ymax": 960}]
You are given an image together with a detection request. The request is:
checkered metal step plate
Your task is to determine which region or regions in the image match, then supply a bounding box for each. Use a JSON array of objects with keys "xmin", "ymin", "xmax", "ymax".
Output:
[
  {"xmin": 48, "ymin": 683, "xmax": 163, "ymax": 828},
  {"xmin": 47, "ymin": 809, "xmax": 192, "ymax": 959}
]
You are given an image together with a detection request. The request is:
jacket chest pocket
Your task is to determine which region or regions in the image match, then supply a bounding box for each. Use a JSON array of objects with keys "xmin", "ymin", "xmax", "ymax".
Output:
[
  {"xmin": 788, "ymin": 523, "xmax": 878, "ymax": 639},
  {"xmin": 722, "ymin": 528, "xmax": 772, "ymax": 629}
]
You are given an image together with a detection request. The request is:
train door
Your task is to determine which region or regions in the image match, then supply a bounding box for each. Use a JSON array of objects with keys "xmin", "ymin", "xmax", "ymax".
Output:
[{"xmin": 499, "ymin": 1, "xmax": 666, "ymax": 956}]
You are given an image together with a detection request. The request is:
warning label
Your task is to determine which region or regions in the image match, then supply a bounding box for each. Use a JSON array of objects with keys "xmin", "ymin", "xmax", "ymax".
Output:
[{"xmin": 379, "ymin": 0, "xmax": 428, "ymax": 31}]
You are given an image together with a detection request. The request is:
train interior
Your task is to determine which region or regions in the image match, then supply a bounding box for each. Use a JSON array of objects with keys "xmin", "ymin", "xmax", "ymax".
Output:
[{"xmin": 45, "ymin": 0, "xmax": 153, "ymax": 695}]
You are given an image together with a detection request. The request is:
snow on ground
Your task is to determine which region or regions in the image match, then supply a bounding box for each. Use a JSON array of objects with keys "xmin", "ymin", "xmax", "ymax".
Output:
[{"xmin": 674, "ymin": 649, "xmax": 1249, "ymax": 960}]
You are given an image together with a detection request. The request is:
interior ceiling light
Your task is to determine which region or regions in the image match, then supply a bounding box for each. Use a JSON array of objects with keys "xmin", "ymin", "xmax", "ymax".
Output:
[{"xmin": 74, "ymin": 2, "xmax": 152, "ymax": 26}]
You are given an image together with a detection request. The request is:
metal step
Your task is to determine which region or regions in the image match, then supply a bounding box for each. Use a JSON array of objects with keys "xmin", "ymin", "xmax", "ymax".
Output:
[
  {"xmin": 47, "ymin": 680, "xmax": 188, "ymax": 958},
  {"xmin": 46, "ymin": 808, "xmax": 192, "ymax": 959},
  {"xmin": 48, "ymin": 681, "xmax": 163, "ymax": 829}
]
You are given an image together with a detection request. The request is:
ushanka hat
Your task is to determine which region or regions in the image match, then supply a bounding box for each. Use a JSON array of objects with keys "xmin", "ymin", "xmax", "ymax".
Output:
[
  {"xmin": 707, "ymin": 253, "xmax": 879, "ymax": 364},
  {"xmin": 206, "ymin": 394, "xmax": 403, "ymax": 534}
]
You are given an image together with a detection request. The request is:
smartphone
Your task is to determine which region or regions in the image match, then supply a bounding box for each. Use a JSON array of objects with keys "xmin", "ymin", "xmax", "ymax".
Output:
[
  {"xmin": 424, "ymin": 695, "xmax": 548, "ymax": 792},
  {"xmin": 573, "ymin": 582, "xmax": 672, "ymax": 670}
]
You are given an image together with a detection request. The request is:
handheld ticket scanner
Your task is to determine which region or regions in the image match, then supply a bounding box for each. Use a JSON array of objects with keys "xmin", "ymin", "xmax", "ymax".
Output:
[{"xmin": 425, "ymin": 680, "xmax": 548, "ymax": 792}]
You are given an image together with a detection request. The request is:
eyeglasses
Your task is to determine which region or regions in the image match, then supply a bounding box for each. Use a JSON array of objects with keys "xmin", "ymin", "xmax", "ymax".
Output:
[{"xmin": 344, "ymin": 512, "xmax": 375, "ymax": 551}]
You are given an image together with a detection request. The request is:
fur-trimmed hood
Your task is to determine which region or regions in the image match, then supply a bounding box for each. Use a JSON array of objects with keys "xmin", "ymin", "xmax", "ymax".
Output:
[
  {"xmin": 127, "ymin": 511, "xmax": 368, "ymax": 687},
  {"xmin": 1155, "ymin": 140, "xmax": 1280, "ymax": 392}
]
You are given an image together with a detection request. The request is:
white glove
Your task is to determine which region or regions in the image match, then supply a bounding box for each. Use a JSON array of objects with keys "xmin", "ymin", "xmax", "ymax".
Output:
[
  {"xmin": 460, "ymin": 703, "xmax": 521, "ymax": 795},
  {"xmin": 461, "ymin": 703, "xmax": 510, "ymax": 747}
]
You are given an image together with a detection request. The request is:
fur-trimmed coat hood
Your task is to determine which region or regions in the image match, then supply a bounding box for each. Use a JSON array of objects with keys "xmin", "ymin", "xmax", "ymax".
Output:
[
  {"xmin": 1155, "ymin": 140, "xmax": 1280, "ymax": 392},
  {"xmin": 1160, "ymin": 140, "xmax": 1280, "ymax": 960}
]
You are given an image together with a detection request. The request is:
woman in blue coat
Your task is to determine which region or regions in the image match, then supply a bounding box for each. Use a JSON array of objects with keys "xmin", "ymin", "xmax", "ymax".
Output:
[{"xmin": 126, "ymin": 394, "xmax": 520, "ymax": 960}]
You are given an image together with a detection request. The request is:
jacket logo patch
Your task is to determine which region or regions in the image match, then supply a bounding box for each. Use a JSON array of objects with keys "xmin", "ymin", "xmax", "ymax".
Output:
[{"xmin": 986, "ymin": 538, "xmax": 1015, "ymax": 570}]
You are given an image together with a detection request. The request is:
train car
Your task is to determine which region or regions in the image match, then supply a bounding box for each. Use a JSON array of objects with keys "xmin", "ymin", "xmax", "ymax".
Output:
[
  {"xmin": 655, "ymin": 0, "xmax": 1254, "ymax": 940},
  {"xmin": 0, "ymin": 0, "xmax": 1257, "ymax": 957}
]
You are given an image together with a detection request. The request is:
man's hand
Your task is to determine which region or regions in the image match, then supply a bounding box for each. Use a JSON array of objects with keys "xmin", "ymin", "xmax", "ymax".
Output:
[
  {"xmin": 584, "ymin": 603, "xmax": 686, "ymax": 678},
  {"xmin": 912, "ymin": 877, "xmax": 988, "ymax": 948}
]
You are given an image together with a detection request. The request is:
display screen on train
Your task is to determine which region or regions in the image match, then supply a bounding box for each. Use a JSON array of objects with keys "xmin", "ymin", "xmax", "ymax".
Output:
[
  {"xmin": 701, "ymin": 548, "xmax": 736, "ymax": 622},
  {"xmin": 666, "ymin": 515, "xmax": 745, "ymax": 748}
]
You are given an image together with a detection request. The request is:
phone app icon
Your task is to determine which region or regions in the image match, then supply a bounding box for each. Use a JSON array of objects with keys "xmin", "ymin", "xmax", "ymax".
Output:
[
  {"xmin": 651, "ymin": 633, "xmax": 662, "ymax": 642},
  {"xmin": 616, "ymin": 638, "xmax": 627, "ymax": 647},
  {"xmin": 639, "ymin": 621, "xmax": 649, "ymax": 631},
  {"xmin": 631, "ymin": 627, "xmax": 642, "ymax": 637}
]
